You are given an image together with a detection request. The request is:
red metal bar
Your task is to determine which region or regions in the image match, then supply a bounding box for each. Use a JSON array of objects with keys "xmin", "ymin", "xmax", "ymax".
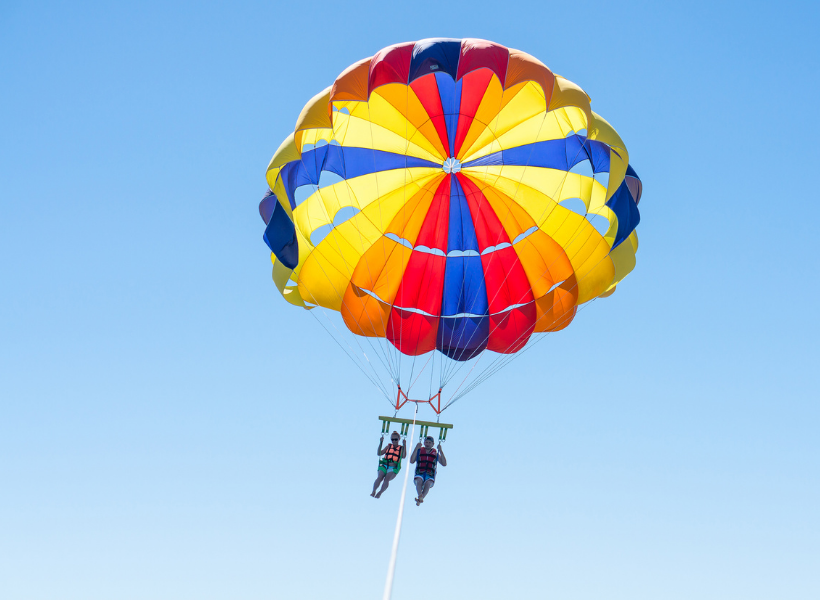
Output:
[{"xmin": 395, "ymin": 387, "xmax": 443, "ymax": 414}]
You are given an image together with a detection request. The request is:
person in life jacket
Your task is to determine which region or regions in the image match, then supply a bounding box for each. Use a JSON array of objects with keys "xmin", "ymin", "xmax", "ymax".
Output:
[
  {"xmin": 410, "ymin": 436, "xmax": 447, "ymax": 505},
  {"xmin": 371, "ymin": 431, "xmax": 407, "ymax": 498}
]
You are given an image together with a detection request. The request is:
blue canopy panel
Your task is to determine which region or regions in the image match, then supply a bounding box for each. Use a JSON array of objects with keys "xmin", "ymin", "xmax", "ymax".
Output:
[
  {"xmin": 409, "ymin": 38, "xmax": 462, "ymax": 82},
  {"xmin": 585, "ymin": 139, "xmax": 611, "ymax": 173},
  {"xmin": 278, "ymin": 161, "xmax": 302, "ymax": 210},
  {"xmin": 438, "ymin": 176, "xmax": 489, "ymax": 361},
  {"xmin": 446, "ymin": 176, "xmax": 479, "ymax": 253},
  {"xmin": 259, "ymin": 188, "xmax": 278, "ymax": 224},
  {"xmin": 605, "ymin": 174, "xmax": 641, "ymax": 249},
  {"xmin": 434, "ymin": 71, "xmax": 463, "ymax": 157},
  {"xmin": 437, "ymin": 313, "xmax": 490, "ymax": 361},
  {"xmin": 437, "ymin": 252, "xmax": 490, "ymax": 362},
  {"xmin": 462, "ymin": 136, "xmax": 611, "ymax": 173},
  {"xmin": 624, "ymin": 164, "xmax": 643, "ymax": 205},
  {"xmin": 262, "ymin": 193, "xmax": 299, "ymax": 269},
  {"xmin": 277, "ymin": 147, "xmax": 440, "ymax": 208},
  {"xmin": 440, "ymin": 254, "xmax": 488, "ymax": 317}
]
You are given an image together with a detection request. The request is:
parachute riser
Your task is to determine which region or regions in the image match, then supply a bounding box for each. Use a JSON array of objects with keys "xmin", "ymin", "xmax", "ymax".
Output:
[{"xmin": 395, "ymin": 386, "xmax": 443, "ymax": 415}]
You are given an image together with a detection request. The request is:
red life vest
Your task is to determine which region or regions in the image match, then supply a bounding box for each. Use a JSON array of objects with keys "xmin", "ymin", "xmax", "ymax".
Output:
[
  {"xmin": 415, "ymin": 448, "xmax": 438, "ymax": 476},
  {"xmin": 383, "ymin": 443, "xmax": 402, "ymax": 464}
]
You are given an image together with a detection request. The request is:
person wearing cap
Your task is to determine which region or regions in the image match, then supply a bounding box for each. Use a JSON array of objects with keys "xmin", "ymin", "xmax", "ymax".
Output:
[
  {"xmin": 370, "ymin": 431, "xmax": 407, "ymax": 498},
  {"xmin": 410, "ymin": 435, "xmax": 447, "ymax": 505}
]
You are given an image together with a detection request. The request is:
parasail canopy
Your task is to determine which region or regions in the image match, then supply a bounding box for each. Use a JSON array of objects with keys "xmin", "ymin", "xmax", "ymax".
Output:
[{"xmin": 260, "ymin": 38, "xmax": 643, "ymax": 409}]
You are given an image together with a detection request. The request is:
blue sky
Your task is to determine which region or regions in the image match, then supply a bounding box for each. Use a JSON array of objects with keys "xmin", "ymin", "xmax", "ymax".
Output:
[{"xmin": 1, "ymin": 1, "xmax": 818, "ymax": 598}]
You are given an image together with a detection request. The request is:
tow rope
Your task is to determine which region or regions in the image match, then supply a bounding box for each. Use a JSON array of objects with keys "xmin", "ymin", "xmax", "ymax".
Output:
[{"xmin": 382, "ymin": 403, "xmax": 418, "ymax": 600}]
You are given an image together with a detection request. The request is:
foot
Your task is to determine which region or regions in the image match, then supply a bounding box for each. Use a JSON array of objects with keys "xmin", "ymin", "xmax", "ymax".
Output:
[
  {"xmin": 415, "ymin": 497, "xmax": 421, "ymax": 506},
  {"xmin": 370, "ymin": 491, "xmax": 375, "ymax": 497},
  {"xmin": 375, "ymin": 491, "xmax": 383, "ymax": 499}
]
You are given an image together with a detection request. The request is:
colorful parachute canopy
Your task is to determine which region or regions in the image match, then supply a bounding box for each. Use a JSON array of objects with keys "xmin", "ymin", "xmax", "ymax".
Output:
[{"xmin": 260, "ymin": 38, "xmax": 642, "ymax": 364}]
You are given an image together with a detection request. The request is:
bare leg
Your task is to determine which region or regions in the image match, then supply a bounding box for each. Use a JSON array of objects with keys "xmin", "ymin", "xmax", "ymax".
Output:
[
  {"xmin": 414, "ymin": 477, "xmax": 423, "ymax": 505},
  {"xmin": 375, "ymin": 471, "xmax": 397, "ymax": 498},
  {"xmin": 420, "ymin": 479, "xmax": 434, "ymax": 501},
  {"xmin": 371, "ymin": 471, "xmax": 386, "ymax": 496}
]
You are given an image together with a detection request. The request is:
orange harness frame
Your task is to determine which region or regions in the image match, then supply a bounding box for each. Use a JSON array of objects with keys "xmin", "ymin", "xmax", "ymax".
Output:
[{"xmin": 394, "ymin": 386, "xmax": 443, "ymax": 414}]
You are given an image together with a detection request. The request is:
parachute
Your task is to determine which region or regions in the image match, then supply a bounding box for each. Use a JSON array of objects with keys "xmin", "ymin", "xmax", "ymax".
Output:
[{"xmin": 259, "ymin": 38, "xmax": 643, "ymax": 413}]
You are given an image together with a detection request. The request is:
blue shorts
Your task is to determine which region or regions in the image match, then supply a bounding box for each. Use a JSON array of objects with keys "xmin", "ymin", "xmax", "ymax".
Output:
[
  {"xmin": 414, "ymin": 472, "xmax": 435, "ymax": 485},
  {"xmin": 379, "ymin": 462, "xmax": 400, "ymax": 474}
]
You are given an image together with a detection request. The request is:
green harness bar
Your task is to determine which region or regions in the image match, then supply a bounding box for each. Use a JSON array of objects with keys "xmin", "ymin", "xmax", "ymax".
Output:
[{"xmin": 379, "ymin": 416, "xmax": 453, "ymax": 441}]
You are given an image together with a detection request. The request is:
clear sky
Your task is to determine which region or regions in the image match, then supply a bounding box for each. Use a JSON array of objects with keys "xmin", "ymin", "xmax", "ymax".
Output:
[{"xmin": 1, "ymin": 1, "xmax": 818, "ymax": 599}]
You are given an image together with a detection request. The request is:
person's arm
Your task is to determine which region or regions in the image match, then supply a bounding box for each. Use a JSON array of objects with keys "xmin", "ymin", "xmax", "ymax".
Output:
[
  {"xmin": 437, "ymin": 443, "xmax": 447, "ymax": 467},
  {"xmin": 377, "ymin": 436, "xmax": 385, "ymax": 456},
  {"xmin": 410, "ymin": 442, "xmax": 421, "ymax": 463},
  {"xmin": 401, "ymin": 438, "xmax": 407, "ymax": 458}
]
